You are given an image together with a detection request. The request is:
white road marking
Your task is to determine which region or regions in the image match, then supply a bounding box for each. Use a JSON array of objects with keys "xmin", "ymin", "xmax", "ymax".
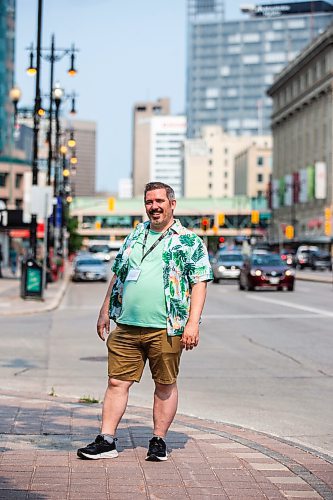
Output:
[{"xmin": 245, "ymin": 294, "xmax": 333, "ymax": 317}]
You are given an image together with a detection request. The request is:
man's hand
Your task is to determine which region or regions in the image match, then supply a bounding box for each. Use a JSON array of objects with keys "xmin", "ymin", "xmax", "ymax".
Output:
[
  {"xmin": 181, "ymin": 321, "xmax": 199, "ymax": 351},
  {"xmin": 97, "ymin": 309, "xmax": 110, "ymax": 341}
]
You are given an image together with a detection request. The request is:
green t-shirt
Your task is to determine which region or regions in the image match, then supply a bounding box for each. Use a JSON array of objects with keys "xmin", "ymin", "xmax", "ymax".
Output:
[{"xmin": 117, "ymin": 229, "xmax": 167, "ymax": 328}]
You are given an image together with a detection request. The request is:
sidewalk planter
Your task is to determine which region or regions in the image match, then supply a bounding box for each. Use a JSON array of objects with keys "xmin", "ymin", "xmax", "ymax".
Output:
[{"xmin": 20, "ymin": 258, "xmax": 43, "ymax": 300}]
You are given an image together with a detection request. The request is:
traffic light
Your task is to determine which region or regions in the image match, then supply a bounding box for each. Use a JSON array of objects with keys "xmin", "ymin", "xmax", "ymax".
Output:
[
  {"xmin": 251, "ymin": 210, "xmax": 260, "ymax": 225},
  {"xmin": 108, "ymin": 197, "xmax": 116, "ymax": 211},
  {"xmin": 219, "ymin": 236, "xmax": 225, "ymax": 244},
  {"xmin": 324, "ymin": 221, "xmax": 331, "ymax": 236},
  {"xmin": 201, "ymin": 217, "xmax": 209, "ymax": 232},
  {"xmin": 95, "ymin": 220, "xmax": 101, "ymax": 230},
  {"xmin": 324, "ymin": 208, "xmax": 331, "ymax": 220},
  {"xmin": 217, "ymin": 213, "xmax": 225, "ymax": 227},
  {"xmin": 285, "ymin": 225, "xmax": 294, "ymax": 239}
]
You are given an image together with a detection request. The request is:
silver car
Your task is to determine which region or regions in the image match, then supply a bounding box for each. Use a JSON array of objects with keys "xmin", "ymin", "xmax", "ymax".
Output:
[
  {"xmin": 72, "ymin": 257, "xmax": 108, "ymax": 282},
  {"xmin": 212, "ymin": 252, "xmax": 244, "ymax": 282}
]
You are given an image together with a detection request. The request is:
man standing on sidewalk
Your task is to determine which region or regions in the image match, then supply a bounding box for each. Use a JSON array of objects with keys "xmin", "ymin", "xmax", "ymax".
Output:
[{"xmin": 77, "ymin": 182, "xmax": 212, "ymax": 461}]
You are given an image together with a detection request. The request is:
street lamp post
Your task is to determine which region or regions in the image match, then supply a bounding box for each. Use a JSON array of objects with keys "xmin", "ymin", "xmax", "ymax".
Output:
[
  {"xmin": 53, "ymin": 84, "xmax": 63, "ymax": 255},
  {"xmin": 30, "ymin": 0, "xmax": 43, "ymax": 259}
]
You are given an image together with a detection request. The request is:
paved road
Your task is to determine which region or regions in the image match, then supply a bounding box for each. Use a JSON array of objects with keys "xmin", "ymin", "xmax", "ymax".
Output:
[{"xmin": 0, "ymin": 276, "xmax": 332, "ymax": 458}]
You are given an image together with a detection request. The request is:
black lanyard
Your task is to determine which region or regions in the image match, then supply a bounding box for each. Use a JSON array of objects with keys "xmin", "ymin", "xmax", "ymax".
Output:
[{"xmin": 140, "ymin": 223, "xmax": 174, "ymax": 264}]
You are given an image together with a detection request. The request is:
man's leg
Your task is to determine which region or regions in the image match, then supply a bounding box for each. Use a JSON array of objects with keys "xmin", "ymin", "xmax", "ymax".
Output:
[
  {"xmin": 153, "ymin": 381, "xmax": 178, "ymax": 438},
  {"xmin": 101, "ymin": 377, "xmax": 134, "ymax": 435},
  {"xmin": 77, "ymin": 377, "xmax": 133, "ymax": 460}
]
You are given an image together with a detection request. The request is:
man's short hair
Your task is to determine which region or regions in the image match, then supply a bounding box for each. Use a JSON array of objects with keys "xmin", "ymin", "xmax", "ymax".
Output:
[{"xmin": 144, "ymin": 182, "xmax": 175, "ymax": 202}]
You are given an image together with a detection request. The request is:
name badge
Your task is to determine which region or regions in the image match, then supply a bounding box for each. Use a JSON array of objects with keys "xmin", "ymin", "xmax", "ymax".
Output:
[{"xmin": 126, "ymin": 268, "xmax": 141, "ymax": 282}]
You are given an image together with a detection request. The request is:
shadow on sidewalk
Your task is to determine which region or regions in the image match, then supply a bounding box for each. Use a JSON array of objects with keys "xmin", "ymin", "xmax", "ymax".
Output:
[{"xmin": 0, "ymin": 397, "xmax": 190, "ymax": 455}]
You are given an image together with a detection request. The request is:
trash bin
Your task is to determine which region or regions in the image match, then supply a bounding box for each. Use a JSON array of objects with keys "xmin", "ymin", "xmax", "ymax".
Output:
[{"xmin": 20, "ymin": 258, "xmax": 44, "ymax": 299}]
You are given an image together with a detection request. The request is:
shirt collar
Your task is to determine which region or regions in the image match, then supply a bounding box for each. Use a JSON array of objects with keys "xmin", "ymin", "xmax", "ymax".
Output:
[{"xmin": 142, "ymin": 218, "xmax": 183, "ymax": 235}]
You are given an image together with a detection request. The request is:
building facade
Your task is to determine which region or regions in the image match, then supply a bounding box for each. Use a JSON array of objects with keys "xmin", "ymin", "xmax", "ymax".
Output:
[
  {"xmin": 132, "ymin": 98, "xmax": 170, "ymax": 196},
  {"xmin": 235, "ymin": 140, "xmax": 273, "ymax": 199},
  {"xmin": 64, "ymin": 120, "xmax": 96, "ymax": 197},
  {"xmin": 184, "ymin": 125, "xmax": 271, "ymax": 198},
  {"xmin": 267, "ymin": 23, "xmax": 333, "ymax": 244},
  {"xmin": 149, "ymin": 115, "xmax": 186, "ymax": 198},
  {"xmin": 186, "ymin": 0, "xmax": 333, "ymax": 138},
  {"xmin": 0, "ymin": 0, "xmax": 15, "ymax": 155}
]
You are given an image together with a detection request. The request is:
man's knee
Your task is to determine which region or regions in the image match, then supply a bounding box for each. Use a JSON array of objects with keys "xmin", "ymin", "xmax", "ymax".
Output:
[
  {"xmin": 154, "ymin": 381, "xmax": 177, "ymax": 399},
  {"xmin": 107, "ymin": 377, "xmax": 133, "ymax": 391}
]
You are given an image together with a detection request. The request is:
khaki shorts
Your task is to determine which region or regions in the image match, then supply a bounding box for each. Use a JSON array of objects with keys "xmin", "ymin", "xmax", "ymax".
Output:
[{"xmin": 107, "ymin": 323, "xmax": 182, "ymax": 384}]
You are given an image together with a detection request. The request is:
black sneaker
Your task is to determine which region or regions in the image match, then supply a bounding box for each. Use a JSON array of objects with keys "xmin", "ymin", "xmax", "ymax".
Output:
[
  {"xmin": 77, "ymin": 435, "xmax": 118, "ymax": 460},
  {"xmin": 145, "ymin": 436, "xmax": 168, "ymax": 461}
]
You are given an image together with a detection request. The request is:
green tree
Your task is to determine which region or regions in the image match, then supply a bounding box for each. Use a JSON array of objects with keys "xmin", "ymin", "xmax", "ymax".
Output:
[{"xmin": 66, "ymin": 214, "xmax": 83, "ymax": 254}]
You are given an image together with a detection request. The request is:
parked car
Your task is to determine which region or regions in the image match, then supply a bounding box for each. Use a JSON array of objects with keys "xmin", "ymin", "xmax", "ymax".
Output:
[
  {"xmin": 239, "ymin": 253, "xmax": 295, "ymax": 291},
  {"xmin": 308, "ymin": 250, "xmax": 332, "ymax": 271},
  {"xmin": 212, "ymin": 252, "xmax": 244, "ymax": 282},
  {"xmin": 295, "ymin": 245, "xmax": 319, "ymax": 269},
  {"xmin": 72, "ymin": 257, "xmax": 108, "ymax": 282},
  {"xmin": 280, "ymin": 249, "xmax": 296, "ymax": 267}
]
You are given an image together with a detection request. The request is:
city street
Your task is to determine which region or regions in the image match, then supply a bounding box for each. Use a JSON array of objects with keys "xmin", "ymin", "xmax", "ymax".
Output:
[{"xmin": 0, "ymin": 275, "xmax": 332, "ymax": 458}]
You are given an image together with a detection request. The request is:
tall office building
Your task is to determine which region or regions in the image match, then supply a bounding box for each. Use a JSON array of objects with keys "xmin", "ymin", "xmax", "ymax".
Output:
[
  {"xmin": 0, "ymin": 0, "xmax": 15, "ymax": 154},
  {"xmin": 186, "ymin": 0, "xmax": 333, "ymax": 138},
  {"xmin": 132, "ymin": 98, "xmax": 170, "ymax": 196},
  {"xmin": 67, "ymin": 120, "xmax": 97, "ymax": 197}
]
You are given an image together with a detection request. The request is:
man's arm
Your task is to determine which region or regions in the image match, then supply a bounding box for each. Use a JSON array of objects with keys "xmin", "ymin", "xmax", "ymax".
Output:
[
  {"xmin": 97, "ymin": 273, "xmax": 116, "ymax": 341},
  {"xmin": 181, "ymin": 281, "xmax": 207, "ymax": 351}
]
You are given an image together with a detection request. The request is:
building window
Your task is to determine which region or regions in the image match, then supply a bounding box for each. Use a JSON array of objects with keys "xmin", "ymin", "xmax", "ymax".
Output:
[
  {"xmin": 257, "ymin": 174, "xmax": 263, "ymax": 183},
  {"xmin": 15, "ymin": 174, "xmax": 23, "ymax": 189},
  {"xmin": 224, "ymin": 171, "xmax": 228, "ymax": 178},
  {"xmin": 208, "ymin": 183, "xmax": 212, "ymax": 189},
  {"xmin": 257, "ymin": 156, "xmax": 264, "ymax": 166},
  {"xmin": 0, "ymin": 173, "xmax": 7, "ymax": 187},
  {"xmin": 208, "ymin": 171, "xmax": 213, "ymax": 177},
  {"xmin": 208, "ymin": 159, "xmax": 213, "ymax": 166},
  {"xmin": 224, "ymin": 183, "xmax": 228, "ymax": 190},
  {"xmin": 224, "ymin": 148, "xmax": 228, "ymax": 154},
  {"xmin": 257, "ymin": 190, "xmax": 263, "ymax": 198}
]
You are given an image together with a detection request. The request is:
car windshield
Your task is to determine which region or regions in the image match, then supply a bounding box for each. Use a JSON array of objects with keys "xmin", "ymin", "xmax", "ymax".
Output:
[
  {"xmin": 252, "ymin": 255, "xmax": 284, "ymax": 266},
  {"xmin": 218, "ymin": 254, "xmax": 243, "ymax": 263},
  {"xmin": 89, "ymin": 245, "xmax": 110, "ymax": 253},
  {"xmin": 77, "ymin": 259, "xmax": 103, "ymax": 266}
]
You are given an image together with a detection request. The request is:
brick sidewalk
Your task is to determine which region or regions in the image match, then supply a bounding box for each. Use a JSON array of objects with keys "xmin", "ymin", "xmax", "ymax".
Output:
[{"xmin": 0, "ymin": 392, "xmax": 332, "ymax": 499}]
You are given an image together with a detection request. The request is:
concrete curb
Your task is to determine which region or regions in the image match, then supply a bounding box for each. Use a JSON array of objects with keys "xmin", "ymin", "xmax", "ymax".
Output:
[{"xmin": 0, "ymin": 269, "xmax": 71, "ymax": 317}]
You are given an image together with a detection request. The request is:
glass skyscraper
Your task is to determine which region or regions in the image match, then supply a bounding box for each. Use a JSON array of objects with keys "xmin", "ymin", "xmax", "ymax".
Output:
[
  {"xmin": 186, "ymin": 0, "xmax": 333, "ymax": 138},
  {"xmin": 0, "ymin": 0, "xmax": 15, "ymax": 155}
]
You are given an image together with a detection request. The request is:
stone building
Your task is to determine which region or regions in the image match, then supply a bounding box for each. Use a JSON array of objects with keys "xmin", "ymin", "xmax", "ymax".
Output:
[{"xmin": 267, "ymin": 23, "xmax": 333, "ymax": 245}]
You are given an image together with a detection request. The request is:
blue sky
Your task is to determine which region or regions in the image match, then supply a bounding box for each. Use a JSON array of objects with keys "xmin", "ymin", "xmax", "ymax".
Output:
[{"xmin": 15, "ymin": 1, "xmax": 259, "ymax": 193}]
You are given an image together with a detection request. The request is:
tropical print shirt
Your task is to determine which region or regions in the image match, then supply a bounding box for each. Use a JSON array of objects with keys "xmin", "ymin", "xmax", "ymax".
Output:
[{"xmin": 109, "ymin": 219, "xmax": 213, "ymax": 336}]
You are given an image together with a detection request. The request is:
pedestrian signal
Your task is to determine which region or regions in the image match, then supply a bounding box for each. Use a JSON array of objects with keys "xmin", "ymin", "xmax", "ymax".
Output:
[
  {"xmin": 251, "ymin": 210, "xmax": 260, "ymax": 225},
  {"xmin": 95, "ymin": 221, "xmax": 101, "ymax": 230},
  {"xmin": 219, "ymin": 236, "xmax": 225, "ymax": 244},
  {"xmin": 285, "ymin": 225, "xmax": 294, "ymax": 239}
]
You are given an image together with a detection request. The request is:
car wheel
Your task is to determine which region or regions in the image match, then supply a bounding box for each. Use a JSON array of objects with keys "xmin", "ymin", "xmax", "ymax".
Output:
[
  {"xmin": 287, "ymin": 284, "xmax": 294, "ymax": 291},
  {"xmin": 213, "ymin": 277, "xmax": 220, "ymax": 283},
  {"xmin": 277, "ymin": 286, "xmax": 283, "ymax": 291},
  {"xmin": 247, "ymin": 282, "xmax": 255, "ymax": 291}
]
